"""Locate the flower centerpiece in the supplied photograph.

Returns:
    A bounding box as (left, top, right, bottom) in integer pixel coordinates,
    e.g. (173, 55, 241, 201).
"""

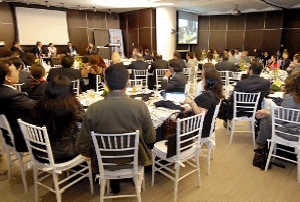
(74, 57, 84, 69)
(270, 79, 283, 92)
(102, 86, 109, 97)
(239, 60, 247, 71)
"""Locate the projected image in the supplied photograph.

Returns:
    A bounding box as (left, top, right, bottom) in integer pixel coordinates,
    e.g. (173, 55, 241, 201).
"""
(178, 11, 198, 44)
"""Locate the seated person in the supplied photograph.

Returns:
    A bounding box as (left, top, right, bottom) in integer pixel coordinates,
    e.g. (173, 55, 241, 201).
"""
(255, 69, 300, 148)
(144, 49, 153, 60)
(226, 62, 270, 122)
(47, 43, 57, 57)
(195, 63, 216, 97)
(148, 54, 168, 90)
(240, 51, 251, 63)
(267, 55, 278, 70)
(31, 75, 85, 163)
(0, 58, 36, 152)
(47, 56, 84, 90)
(76, 65, 156, 193)
(215, 54, 237, 72)
(32, 41, 47, 58)
(184, 70, 222, 138)
(86, 42, 98, 56)
(81, 55, 103, 91)
(173, 51, 187, 69)
(10, 57, 32, 85)
(161, 59, 187, 92)
(24, 65, 48, 101)
(66, 42, 78, 56)
(111, 52, 123, 66)
(129, 53, 149, 79)
(280, 52, 291, 70)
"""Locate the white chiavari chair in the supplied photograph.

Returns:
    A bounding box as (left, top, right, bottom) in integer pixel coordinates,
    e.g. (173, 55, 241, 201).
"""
(228, 92, 261, 146)
(71, 79, 80, 96)
(134, 70, 148, 88)
(0, 114, 30, 193)
(18, 119, 94, 202)
(152, 113, 205, 202)
(155, 69, 169, 90)
(265, 105, 300, 182)
(91, 130, 144, 202)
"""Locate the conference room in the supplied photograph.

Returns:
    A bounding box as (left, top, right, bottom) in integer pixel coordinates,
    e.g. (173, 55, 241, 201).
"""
(1, 0, 300, 201)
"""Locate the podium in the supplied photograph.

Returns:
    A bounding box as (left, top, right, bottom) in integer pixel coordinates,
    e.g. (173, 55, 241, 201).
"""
(97, 44, 120, 59)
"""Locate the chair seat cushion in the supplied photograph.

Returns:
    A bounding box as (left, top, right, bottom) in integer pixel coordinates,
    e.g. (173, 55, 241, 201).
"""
(102, 166, 143, 179)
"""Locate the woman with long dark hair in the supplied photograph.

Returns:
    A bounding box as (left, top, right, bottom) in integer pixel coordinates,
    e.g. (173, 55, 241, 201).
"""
(25, 64, 47, 101)
(185, 70, 223, 138)
(31, 75, 85, 163)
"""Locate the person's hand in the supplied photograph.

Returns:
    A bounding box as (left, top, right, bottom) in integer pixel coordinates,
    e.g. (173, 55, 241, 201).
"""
(255, 109, 270, 119)
(184, 97, 192, 105)
(165, 70, 173, 77)
(184, 106, 192, 112)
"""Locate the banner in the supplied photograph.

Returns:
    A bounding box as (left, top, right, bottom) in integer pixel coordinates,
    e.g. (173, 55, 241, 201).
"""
(109, 29, 124, 57)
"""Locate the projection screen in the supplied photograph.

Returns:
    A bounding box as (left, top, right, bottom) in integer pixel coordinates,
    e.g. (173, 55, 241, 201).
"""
(15, 7, 70, 45)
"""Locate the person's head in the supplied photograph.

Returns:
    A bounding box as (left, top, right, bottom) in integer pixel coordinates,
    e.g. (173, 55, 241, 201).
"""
(111, 52, 121, 64)
(10, 58, 23, 70)
(294, 54, 300, 64)
(282, 52, 289, 59)
(229, 50, 235, 56)
(88, 42, 93, 47)
(145, 49, 150, 55)
(168, 59, 182, 73)
(242, 51, 248, 56)
(89, 55, 99, 66)
(223, 49, 229, 54)
(155, 54, 162, 60)
(264, 51, 269, 57)
(36, 41, 42, 47)
(213, 50, 218, 54)
(207, 49, 212, 53)
(271, 55, 277, 62)
(68, 42, 72, 47)
(48, 43, 54, 48)
(235, 48, 240, 53)
(186, 52, 194, 60)
(132, 48, 138, 54)
(248, 62, 263, 75)
(0, 59, 19, 85)
(33, 75, 78, 136)
(202, 62, 216, 76)
(151, 51, 157, 58)
(173, 51, 181, 59)
(13, 41, 20, 47)
(203, 70, 223, 100)
(25, 53, 37, 66)
(221, 54, 229, 61)
(10, 51, 20, 58)
(284, 69, 300, 103)
(136, 53, 143, 61)
(207, 52, 213, 61)
(30, 64, 45, 79)
(61, 56, 74, 68)
(105, 65, 128, 91)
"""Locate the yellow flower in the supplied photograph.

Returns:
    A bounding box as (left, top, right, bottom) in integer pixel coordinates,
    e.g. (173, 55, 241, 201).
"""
(274, 80, 282, 87)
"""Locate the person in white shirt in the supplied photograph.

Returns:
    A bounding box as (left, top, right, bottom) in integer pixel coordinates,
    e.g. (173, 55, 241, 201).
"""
(234, 48, 242, 62)
(195, 62, 216, 97)
(47, 43, 57, 57)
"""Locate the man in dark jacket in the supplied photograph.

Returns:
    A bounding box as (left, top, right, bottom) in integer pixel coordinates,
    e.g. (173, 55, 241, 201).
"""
(226, 62, 270, 121)
(47, 56, 84, 90)
(173, 51, 187, 69)
(280, 52, 291, 70)
(0, 59, 36, 152)
(161, 59, 187, 92)
(129, 53, 149, 79)
(148, 54, 168, 89)
(215, 54, 237, 72)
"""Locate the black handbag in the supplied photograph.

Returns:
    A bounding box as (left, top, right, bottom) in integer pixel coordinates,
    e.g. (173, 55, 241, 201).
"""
(253, 146, 272, 170)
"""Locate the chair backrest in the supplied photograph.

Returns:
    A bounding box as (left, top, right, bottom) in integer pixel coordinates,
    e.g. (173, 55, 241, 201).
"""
(91, 130, 139, 178)
(0, 114, 16, 148)
(71, 79, 80, 96)
(96, 75, 102, 92)
(208, 101, 221, 138)
(175, 113, 205, 159)
(271, 105, 300, 143)
(228, 71, 243, 86)
(218, 71, 229, 86)
(134, 70, 148, 88)
(233, 92, 261, 118)
(14, 83, 25, 91)
(155, 69, 169, 89)
(145, 60, 153, 64)
(128, 79, 143, 91)
(18, 119, 55, 166)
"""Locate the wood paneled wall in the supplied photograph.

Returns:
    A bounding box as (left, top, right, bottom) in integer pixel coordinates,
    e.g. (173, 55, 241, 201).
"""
(119, 8, 156, 58)
(194, 11, 284, 56)
(0, 2, 120, 57)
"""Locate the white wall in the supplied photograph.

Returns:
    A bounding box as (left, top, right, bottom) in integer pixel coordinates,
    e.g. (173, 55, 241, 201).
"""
(156, 7, 176, 61)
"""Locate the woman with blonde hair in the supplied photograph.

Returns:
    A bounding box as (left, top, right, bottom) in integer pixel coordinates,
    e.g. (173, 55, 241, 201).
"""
(111, 52, 123, 66)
